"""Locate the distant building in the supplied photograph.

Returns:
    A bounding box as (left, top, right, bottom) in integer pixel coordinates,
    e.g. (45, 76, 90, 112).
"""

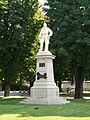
(62, 81, 90, 91)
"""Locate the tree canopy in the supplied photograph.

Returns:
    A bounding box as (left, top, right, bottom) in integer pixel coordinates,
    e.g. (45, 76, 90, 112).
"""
(45, 0, 90, 98)
(0, 0, 42, 96)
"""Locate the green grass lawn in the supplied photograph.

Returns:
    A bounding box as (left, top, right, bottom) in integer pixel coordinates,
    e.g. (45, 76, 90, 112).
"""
(0, 97, 90, 120)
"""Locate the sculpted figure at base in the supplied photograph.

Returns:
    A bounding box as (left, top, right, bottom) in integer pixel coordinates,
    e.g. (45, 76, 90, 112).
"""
(39, 23, 53, 52)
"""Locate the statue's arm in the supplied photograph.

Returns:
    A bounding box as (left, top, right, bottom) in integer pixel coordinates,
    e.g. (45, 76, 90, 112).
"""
(48, 28, 53, 37)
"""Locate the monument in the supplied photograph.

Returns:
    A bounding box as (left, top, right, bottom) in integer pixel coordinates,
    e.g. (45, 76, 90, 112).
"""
(21, 23, 70, 105)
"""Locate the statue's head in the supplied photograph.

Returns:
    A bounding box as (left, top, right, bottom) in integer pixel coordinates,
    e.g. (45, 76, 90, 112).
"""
(43, 23, 47, 27)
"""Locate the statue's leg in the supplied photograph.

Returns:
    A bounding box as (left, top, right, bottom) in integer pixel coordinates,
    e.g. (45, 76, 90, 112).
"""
(39, 38, 44, 52)
(45, 37, 49, 51)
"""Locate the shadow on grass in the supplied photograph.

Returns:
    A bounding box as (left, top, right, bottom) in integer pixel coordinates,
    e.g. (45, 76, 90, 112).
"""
(0, 97, 90, 118)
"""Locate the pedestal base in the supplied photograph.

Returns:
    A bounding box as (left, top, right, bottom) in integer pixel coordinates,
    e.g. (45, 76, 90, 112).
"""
(21, 51, 70, 105)
(21, 83, 70, 105)
(21, 96, 70, 105)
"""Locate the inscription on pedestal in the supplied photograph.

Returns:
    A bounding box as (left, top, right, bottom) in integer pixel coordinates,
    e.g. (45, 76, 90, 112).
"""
(37, 72, 47, 80)
(39, 63, 45, 67)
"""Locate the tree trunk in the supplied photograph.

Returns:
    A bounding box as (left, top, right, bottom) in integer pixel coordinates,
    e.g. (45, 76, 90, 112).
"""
(19, 74, 23, 93)
(29, 80, 34, 95)
(4, 82, 10, 97)
(57, 80, 62, 92)
(74, 65, 84, 99)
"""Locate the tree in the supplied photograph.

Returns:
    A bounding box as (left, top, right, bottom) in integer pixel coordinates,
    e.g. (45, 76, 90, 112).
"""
(0, 0, 42, 96)
(45, 0, 90, 98)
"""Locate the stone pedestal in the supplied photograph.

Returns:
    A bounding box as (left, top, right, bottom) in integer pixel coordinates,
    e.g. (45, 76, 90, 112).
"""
(22, 51, 70, 105)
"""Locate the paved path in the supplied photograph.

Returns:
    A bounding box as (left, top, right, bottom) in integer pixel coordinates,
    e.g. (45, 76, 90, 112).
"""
(0, 91, 90, 99)
(0, 91, 29, 97)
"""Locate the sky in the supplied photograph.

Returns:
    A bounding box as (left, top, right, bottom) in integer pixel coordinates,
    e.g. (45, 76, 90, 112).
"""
(38, 0, 47, 6)
(38, 0, 49, 11)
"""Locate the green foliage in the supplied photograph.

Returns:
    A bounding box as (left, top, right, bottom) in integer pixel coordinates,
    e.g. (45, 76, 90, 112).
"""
(0, 0, 42, 83)
(45, 0, 90, 81)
